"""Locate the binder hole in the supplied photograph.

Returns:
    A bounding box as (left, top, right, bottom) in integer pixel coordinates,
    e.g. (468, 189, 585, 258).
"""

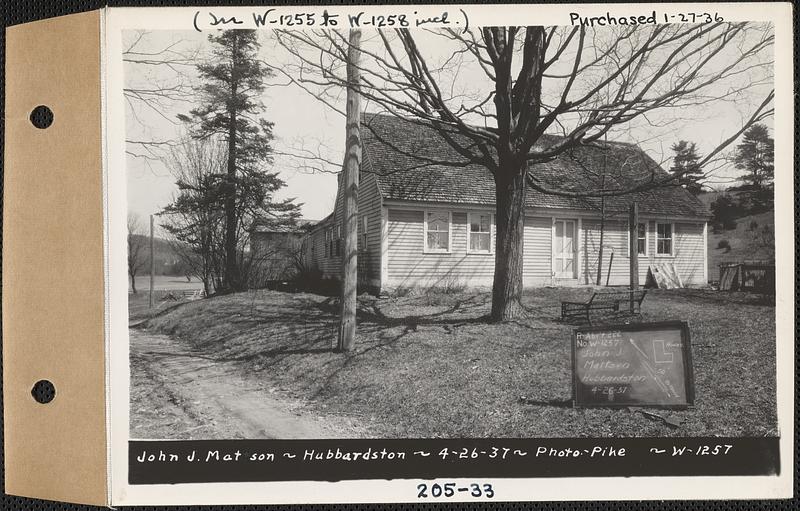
(30, 105, 54, 129)
(31, 380, 56, 404)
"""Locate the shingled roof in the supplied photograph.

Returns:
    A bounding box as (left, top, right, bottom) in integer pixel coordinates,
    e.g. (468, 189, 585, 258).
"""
(360, 113, 710, 219)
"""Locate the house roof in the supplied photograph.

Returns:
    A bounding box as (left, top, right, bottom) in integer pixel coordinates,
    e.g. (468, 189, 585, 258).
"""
(360, 113, 710, 219)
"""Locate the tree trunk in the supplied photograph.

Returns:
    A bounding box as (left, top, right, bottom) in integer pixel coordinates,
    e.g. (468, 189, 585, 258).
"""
(130, 273, 137, 294)
(491, 161, 527, 321)
(338, 29, 362, 352)
(223, 36, 240, 293)
(149, 214, 155, 309)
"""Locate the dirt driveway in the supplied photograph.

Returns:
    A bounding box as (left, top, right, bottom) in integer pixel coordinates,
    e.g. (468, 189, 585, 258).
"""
(129, 328, 370, 439)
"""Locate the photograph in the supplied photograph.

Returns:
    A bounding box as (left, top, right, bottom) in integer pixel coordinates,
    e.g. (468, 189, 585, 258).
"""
(123, 20, 778, 445)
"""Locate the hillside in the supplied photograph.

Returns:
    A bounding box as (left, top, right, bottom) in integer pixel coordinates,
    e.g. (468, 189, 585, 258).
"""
(707, 210, 774, 281)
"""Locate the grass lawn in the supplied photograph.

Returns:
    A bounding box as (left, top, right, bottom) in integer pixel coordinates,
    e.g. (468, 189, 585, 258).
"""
(140, 286, 777, 438)
(129, 289, 201, 323)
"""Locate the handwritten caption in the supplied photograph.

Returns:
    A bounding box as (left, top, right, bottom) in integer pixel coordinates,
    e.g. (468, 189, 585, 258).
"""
(569, 10, 725, 26)
(193, 8, 469, 33)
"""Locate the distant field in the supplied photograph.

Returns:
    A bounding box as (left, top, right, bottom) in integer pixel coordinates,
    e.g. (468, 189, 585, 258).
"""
(129, 275, 205, 293)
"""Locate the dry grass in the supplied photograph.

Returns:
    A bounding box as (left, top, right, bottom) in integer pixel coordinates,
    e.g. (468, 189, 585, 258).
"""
(140, 287, 777, 438)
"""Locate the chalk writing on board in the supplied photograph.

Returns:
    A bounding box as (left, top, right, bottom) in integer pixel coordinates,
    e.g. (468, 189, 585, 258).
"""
(572, 321, 694, 407)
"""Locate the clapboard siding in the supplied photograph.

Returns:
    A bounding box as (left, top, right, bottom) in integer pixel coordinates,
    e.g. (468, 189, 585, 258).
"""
(582, 219, 707, 286)
(673, 222, 705, 285)
(523, 216, 552, 285)
(386, 211, 553, 288)
(304, 167, 384, 285)
(581, 219, 638, 286)
(307, 196, 707, 290)
(386, 208, 496, 288)
(358, 171, 383, 285)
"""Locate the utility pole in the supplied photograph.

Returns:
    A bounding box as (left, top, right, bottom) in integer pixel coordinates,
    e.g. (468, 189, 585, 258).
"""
(338, 29, 362, 352)
(149, 214, 155, 309)
(628, 202, 639, 312)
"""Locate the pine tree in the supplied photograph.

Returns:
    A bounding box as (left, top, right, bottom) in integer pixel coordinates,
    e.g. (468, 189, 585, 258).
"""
(179, 30, 296, 292)
(734, 123, 774, 189)
(669, 140, 704, 195)
(178, 30, 299, 293)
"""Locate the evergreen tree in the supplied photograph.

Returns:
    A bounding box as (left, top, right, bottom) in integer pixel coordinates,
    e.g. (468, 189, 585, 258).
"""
(669, 140, 704, 195)
(734, 123, 774, 189)
(179, 30, 299, 292)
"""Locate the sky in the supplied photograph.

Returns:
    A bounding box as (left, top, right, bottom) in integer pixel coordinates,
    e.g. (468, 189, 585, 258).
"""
(124, 26, 774, 229)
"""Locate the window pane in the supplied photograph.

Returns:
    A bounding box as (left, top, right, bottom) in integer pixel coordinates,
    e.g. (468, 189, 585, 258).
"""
(555, 222, 563, 252)
(427, 232, 437, 249)
(471, 232, 490, 251)
(428, 211, 448, 232)
(564, 258, 573, 273)
(637, 238, 646, 255)
(428, 231, 448, 250)
(480, 214, 490, 232)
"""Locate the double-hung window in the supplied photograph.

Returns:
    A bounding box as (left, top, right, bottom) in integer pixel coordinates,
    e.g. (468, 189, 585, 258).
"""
(625, 221, 648, 256)
(424, 211, 450, 253)
(468, 212, 493, 253)
(656, 222, 674, 256)
(636, 222, 648, 256)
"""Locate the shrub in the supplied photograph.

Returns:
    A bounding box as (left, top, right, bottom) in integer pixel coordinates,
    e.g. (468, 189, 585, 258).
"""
(292, 266, 324, 293)
(710, 195, 742, 231)
(426, 275, 467, 295)
(717, 239, 731, 251)
(392, 286, 412, 298)
(440, 280, 467, 295)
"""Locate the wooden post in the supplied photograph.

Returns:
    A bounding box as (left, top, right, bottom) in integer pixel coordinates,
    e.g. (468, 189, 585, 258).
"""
(596, 175, 606, 286)
(149, 214, 155, 309)
(628, 202, 639, 312)
(605, 251, 614, 287)
(338, 29, 362, 352)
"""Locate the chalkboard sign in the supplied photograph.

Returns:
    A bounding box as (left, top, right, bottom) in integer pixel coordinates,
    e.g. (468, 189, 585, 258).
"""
(572, 321, 694, 408)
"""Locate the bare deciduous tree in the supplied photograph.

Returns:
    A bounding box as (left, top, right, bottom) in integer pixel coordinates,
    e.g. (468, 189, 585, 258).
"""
(275, 24, 774, 320)
(127, 213, 148, 294)
(123, 30, 199, 162)
(160, 136, 228, 296)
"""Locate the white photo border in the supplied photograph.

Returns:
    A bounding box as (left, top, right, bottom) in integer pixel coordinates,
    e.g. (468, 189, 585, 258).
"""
(105, 3, 795, 505)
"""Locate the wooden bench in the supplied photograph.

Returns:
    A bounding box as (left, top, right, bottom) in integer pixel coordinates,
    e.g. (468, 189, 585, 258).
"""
(160, 289, 205, 302)
(561, 289, 647, 325)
